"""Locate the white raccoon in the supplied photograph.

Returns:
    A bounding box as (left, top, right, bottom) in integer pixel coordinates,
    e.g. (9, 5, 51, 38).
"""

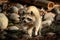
(26, 6, 42, 37)
(0, 13, 8, 31)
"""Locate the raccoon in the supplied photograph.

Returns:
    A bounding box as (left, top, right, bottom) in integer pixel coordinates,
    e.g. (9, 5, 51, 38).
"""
(20, 6, 42, 37)
(0, 13, 8, 31)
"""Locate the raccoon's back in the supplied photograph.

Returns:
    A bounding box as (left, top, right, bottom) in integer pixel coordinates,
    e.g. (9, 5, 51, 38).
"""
(27, 6, 40, 17)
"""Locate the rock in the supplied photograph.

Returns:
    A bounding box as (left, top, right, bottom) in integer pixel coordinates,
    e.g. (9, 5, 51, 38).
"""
(0, 13, 8, 31)
(8, 26, 19, 30)
(15, 3, 24, 9)
(9, 13, 20, 23)
(9, 6, 19, 13)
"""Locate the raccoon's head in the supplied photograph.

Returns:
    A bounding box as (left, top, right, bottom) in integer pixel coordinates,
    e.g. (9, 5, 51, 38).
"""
(21, 11, 36, 25)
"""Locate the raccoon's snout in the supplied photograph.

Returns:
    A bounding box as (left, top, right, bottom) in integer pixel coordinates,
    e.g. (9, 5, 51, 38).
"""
(22, 18, 32, 24)
(23, 20, 26, 23)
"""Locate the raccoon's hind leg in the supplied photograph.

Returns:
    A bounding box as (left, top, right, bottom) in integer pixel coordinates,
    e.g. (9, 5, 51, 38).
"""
(35, 25, 42, 36)
(35, 19, 42, 36)
(35, 26, 40, 36)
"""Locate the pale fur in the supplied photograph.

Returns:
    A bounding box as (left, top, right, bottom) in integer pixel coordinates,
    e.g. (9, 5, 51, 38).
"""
(26, 6, 42, 37)
(42, 12, 55, 26)
(0, 13, 8, 30)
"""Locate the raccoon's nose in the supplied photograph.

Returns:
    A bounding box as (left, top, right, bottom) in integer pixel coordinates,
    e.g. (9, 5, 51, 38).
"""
(23, 21, 26, 23)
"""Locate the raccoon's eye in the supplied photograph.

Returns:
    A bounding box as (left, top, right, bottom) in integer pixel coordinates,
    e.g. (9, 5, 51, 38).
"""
(27, 18, 32, 21)
(22, 17, 25, 20)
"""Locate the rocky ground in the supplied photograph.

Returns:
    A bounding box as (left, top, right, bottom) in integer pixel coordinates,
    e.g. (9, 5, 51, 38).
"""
(0, 22, 60, 40)
(0, 0, 60, 40)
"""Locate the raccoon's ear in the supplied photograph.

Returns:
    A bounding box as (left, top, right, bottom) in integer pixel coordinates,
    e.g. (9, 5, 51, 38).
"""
(31, 11, 34, 15)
